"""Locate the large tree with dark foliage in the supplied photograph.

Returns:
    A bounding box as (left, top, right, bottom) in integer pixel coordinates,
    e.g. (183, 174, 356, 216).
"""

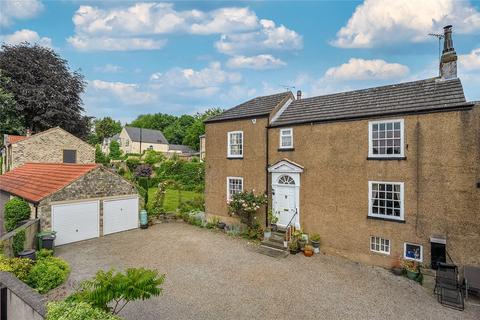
(0, 43, 90, 138)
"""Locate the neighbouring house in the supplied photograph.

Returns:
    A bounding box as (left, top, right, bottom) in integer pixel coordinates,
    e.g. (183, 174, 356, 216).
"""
(199, 134, 206, 161)
(0, 163, 139, 244)
(102, 126, 198, 157)
(1, 127, 95, 173)
(204, 26, 480, 269)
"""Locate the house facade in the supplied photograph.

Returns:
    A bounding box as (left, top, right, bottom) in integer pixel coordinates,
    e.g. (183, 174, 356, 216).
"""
(204, 27, 480, 269)
(1, 127, 95, 173)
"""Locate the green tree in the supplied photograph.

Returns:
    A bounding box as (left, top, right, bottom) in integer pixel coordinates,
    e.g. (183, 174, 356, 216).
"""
(69, 268, 165, 315)
(0, 43, 89, 138)
(109, 141, 122, 160)
(94, 117, 122, 142)
(182, 108, 224, 150)
(163, 114, 195, 144)
(129, 113, 176, 132)
(95, 145, 109, 165)
(0, 73, 24, 139)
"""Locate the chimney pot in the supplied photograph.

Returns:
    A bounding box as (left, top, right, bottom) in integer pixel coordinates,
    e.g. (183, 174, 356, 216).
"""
(297, 90, 302, 100)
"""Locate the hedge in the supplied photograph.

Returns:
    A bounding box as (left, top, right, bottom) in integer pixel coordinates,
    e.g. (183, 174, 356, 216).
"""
(4, 197, 31, 232)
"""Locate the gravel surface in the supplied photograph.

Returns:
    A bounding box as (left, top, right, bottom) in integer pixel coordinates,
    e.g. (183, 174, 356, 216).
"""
(55, 222, 480, 320)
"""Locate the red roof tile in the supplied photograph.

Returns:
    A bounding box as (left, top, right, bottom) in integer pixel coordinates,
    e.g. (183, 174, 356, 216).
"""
(7, 135, 27, 144)
(0, 163, 99, 203)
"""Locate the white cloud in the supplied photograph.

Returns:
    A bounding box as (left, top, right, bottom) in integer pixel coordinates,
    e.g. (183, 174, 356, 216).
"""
(95, 64, 123, 73)
(332, 0, 480, 48)
(68, 3, 302, 54)
(0, 0, 43, 26)
(215, 19, 302, 55)
(324, 58, 409, 80)
(67, 36, 166, 51)
(0, 29, 52, 47)
(459, 48, 480, 71)
(227, 54, 286, 69)
(149, 62, 241, 91)
(90, 80, 155, 105)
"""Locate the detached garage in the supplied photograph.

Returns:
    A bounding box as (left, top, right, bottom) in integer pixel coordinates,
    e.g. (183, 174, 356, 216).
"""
(0, 163, 139, 245)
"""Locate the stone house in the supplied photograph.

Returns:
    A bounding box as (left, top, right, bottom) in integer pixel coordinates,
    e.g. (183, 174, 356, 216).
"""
(1, 127, 95, 173)
(204, 26, 480, 269)
(0, 163, 139, 244)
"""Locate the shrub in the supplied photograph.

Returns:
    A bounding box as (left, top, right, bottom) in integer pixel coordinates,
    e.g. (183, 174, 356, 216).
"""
(28, 256, 70, 293)
(143, 150, 165, 165)
(0, 255, 34, 282)
(4, 197, 31, 232)
(109, 141, 122, 160)
(12, 229, 26, 256)
(241, 223, 264, 240)
(69, 268, 165, 315)
(155, 159, 204, 191)
(37, 248, 54, 259)
(228, 191, 267, 227)
(46, 301, 121, 320)
(178, 196, 205, 214)
(126, 157, 140, 172)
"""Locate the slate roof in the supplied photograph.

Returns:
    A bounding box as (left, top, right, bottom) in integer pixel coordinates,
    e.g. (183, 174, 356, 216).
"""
(204, 92, 292, 123)
(271, 78, 468, 127)
(0, 163, 99, 203)
(124, 127, 169, 144)
(169, 144, 197, 154)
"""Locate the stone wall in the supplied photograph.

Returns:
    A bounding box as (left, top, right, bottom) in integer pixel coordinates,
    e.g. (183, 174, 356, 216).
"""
(37, 167, 138, 230)
(0, 272, 46, 320)
(10, 127, 95, 170)
(0, 219, 39, 257)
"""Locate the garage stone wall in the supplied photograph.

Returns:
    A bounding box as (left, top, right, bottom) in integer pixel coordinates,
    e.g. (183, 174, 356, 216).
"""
(10, 127, 95, 170)
(37, 167, 138, 231)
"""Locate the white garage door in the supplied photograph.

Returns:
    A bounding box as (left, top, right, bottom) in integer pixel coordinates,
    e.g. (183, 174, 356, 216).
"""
(52, 201, 100, 246)
(103, 197, 139, 235)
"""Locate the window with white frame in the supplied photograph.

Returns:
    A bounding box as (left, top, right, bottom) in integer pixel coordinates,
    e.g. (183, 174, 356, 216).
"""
(369, 181, 404, 221)
(370, 236, 390, 254)
(227, 131, 243, 157)
(279, 128, 293, 149)
(369, 119, 404, 157)
(227, 177, 243, 201)
(404, 243, 423, 262)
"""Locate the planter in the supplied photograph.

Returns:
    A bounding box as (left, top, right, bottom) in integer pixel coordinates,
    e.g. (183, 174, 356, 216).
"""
(406, 270, 419, 280)
(264, 230, 272, 239)
(298, 239, 307, 251)
(289, 248, 299, 255)
(310, 240, 320, 248)
(313, 247, 320, 254)
(392, 267, 403, 276)
(304, 250, 314, 257)
(217, 222, 226, 230)
(283, 241, 288, 248)
(18, 249, 36, 260)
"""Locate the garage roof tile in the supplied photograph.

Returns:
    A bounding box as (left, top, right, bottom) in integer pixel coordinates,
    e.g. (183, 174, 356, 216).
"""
(0, 163, 99, 203)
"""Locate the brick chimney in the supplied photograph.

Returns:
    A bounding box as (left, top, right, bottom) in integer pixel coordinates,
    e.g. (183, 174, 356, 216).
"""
(297, 90, 302, 100)
(440, 25, 457, 80)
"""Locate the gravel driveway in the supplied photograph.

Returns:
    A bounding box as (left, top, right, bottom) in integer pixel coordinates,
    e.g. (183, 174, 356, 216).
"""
(54, 222, 479, 320)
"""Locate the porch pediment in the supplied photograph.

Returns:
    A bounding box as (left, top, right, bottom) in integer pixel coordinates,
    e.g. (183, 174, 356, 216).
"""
(268, 159, 304, 173)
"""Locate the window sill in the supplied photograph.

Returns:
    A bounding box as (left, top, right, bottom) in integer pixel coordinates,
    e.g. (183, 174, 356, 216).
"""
(278, 147, 295, 152)
(367, 156, 406, 161)
(227, 157, 243, 160)
(370, 250, 391, 256)
(367, 216, 405, 224)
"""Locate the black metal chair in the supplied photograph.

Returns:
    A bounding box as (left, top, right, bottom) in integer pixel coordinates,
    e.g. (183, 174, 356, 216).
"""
(434, 263, 464, 310)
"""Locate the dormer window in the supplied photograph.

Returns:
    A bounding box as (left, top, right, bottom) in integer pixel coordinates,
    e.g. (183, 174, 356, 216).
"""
(227, 131, 243, 158)
(368, 119, 404, 158)
(279, 128, 293, 149)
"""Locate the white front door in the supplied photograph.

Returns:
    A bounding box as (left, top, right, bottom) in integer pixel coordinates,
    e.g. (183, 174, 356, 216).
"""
(103, 197, 139, 235)
(52, 200, 100, 246)
(273, 185, 297, 228)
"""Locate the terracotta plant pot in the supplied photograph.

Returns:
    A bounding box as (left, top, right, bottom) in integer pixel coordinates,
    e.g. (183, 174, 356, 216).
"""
(304, 250, 314, 257)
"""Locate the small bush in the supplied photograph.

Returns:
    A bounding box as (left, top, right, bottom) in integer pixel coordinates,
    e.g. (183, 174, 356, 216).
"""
(178, 196, 205, 214)
(0, 255, 34, 282)
(126, 157, 140, 172)
(28, 256, 70, 293)
(12, 229, 26, 256)
(4, 197, 31, 232)
(46, 301, 121, 320)
(37, 249, 54, 259)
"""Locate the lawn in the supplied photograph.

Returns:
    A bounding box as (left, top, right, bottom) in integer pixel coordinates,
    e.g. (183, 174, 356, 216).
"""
(148, 188, 201, 213)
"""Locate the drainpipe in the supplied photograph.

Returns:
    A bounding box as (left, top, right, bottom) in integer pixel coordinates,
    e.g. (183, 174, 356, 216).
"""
(265, 124, 269, 227)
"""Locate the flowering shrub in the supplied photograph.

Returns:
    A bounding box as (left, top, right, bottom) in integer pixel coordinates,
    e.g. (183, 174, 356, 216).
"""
(227, 190, 267, 227)
(401, 259, 420, 273)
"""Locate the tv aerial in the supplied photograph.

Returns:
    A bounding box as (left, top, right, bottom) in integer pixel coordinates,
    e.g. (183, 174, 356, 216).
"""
(428, 32, 444, 63)
(279, 84, 295, 92)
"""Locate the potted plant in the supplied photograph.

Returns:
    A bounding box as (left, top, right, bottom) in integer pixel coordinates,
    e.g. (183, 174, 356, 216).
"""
(217, 221, 226, 230)
(268, 210, 279, 232)
(310, 234, 320, 253)
(402, 259, 420, 280)
(297, 233, 307, 251)
(289, 241, 299, 254)
(304, 245, 314, 257)
(391, 257, 403, 276)
(264, 226, 272, 239)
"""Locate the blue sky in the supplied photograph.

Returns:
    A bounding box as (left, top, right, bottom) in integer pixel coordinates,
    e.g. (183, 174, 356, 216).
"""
(1, 0, 480, 123)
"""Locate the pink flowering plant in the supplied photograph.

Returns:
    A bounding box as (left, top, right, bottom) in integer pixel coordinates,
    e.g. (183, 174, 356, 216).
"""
(228, 190, 267, 227)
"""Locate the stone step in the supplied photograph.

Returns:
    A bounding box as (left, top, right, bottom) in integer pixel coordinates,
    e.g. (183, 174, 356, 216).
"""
(261, 239, 287, 251)
(269, 234, 285, 243)
(256, 245, 289, 258)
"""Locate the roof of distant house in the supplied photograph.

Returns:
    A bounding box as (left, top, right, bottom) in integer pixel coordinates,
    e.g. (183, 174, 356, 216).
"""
(6, 135, 27, 145)
(169, 144, 197, 154)
(204, 91, 292, 123)
(271, 78, 469, 127)
(124, 127, 169, 144)
(0, 163, 99, 203)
